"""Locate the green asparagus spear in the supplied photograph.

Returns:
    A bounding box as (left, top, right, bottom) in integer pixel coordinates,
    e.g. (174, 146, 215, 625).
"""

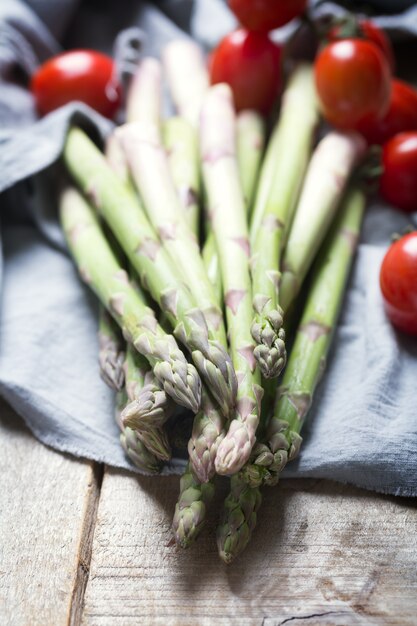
(63, 129, 237, 417)
(98, 306, 125, 391)
(202, 108, 265, 299)
(162, 39, 209, 127)
(236, 110, 265, 213)
(115, 390, 161, 474)
(163, 116, 200, 235)
(172, 462, 215, 548)
(217, 475, 262, 564)
(126, 57, 162, 129)
(121, 344, 174, 438)
(243, 186, 366, 487)
(200, 84, 263, 476)
(250, 64, 319, 379)
(202, 233, 222, 306)
(279, 131, 366, 312)
(59, 185, 201, 413)
(187, 388, 225, 483)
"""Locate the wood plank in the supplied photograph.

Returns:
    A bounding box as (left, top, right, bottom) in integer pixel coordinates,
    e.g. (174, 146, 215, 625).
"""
(0, 400, 101, 626)
(82, 470, 417, 626)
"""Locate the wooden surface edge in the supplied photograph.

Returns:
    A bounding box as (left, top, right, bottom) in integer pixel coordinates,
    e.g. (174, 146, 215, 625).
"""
(69, 462, 104, 626)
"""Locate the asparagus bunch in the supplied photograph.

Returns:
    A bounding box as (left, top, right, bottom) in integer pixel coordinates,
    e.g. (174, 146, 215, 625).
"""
(59, 36, 369, 563)
(250, 64, 319, 379)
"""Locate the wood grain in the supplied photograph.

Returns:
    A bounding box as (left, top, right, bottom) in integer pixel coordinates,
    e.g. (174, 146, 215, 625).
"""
(0, 401, 101, 626)
(82, 470, 417, 626)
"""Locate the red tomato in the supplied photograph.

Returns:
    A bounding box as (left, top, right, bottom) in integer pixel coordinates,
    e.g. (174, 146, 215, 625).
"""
(314, 39, 391, 130)
(228, 0, 307, 32)
(357, 80, 417, 145)
(31, 50, 121, 119)
(380, 132, 417, 212)
(380, 232, 417, 336)
(210, 29, 282, 115)
(330, 19, 395, 72)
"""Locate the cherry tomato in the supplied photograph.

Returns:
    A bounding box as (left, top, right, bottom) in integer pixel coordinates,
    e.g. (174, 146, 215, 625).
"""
(228, 0, 307, 32)
(31, 50, 120, 119)
(314, 39, 391, 130)
(380, 132, 417, 212)
(330, 19, 395, 72)
(210, 29, 282, 115)
(380, 232, 417, 336)
(357, 80, 417, 145)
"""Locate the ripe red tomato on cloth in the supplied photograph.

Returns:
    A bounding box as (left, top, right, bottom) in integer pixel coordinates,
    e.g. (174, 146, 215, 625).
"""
(210, 29, 282, 115)
(380, 132, 417, 212)
(314, 39, 391, 130)
(31, 50, 121, 119)
(380, 232, 417, 336)
(357, 80, 417, 145)
(228, 0, 307, 32)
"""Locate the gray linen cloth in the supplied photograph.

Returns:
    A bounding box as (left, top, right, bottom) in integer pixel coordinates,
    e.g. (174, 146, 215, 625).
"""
(0, 0, 416, 494)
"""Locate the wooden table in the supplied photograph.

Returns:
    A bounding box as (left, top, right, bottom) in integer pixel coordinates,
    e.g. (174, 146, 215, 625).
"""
(1, 399, 416, 626)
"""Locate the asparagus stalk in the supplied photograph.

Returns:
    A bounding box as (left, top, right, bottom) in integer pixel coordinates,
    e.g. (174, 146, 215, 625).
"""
(121, 344, 175, 433)
(116, 390, 161, 474)
(126, 57, 162, 129)
(172, 463, 215, 548)
(202, 109, 266, 300)
(172, 390, 222, 545)
(105, 132, 137, 197)
(236, 110, 265, 213)
(202, 233, 222, 306)
(98, 306, 125, 391)
(216, 475, 262, 564)
(279, 131, 367, 312)
(163, 116, 200, 236)
(200, 84, 263, 476)
(162, 39, 209, 127)
(250, 64, 319, 379)
(243, 186, 366, 487)
(64, 129, 236, 417)
(59, 185, 201, 413)
(187, 388, 225, 483)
